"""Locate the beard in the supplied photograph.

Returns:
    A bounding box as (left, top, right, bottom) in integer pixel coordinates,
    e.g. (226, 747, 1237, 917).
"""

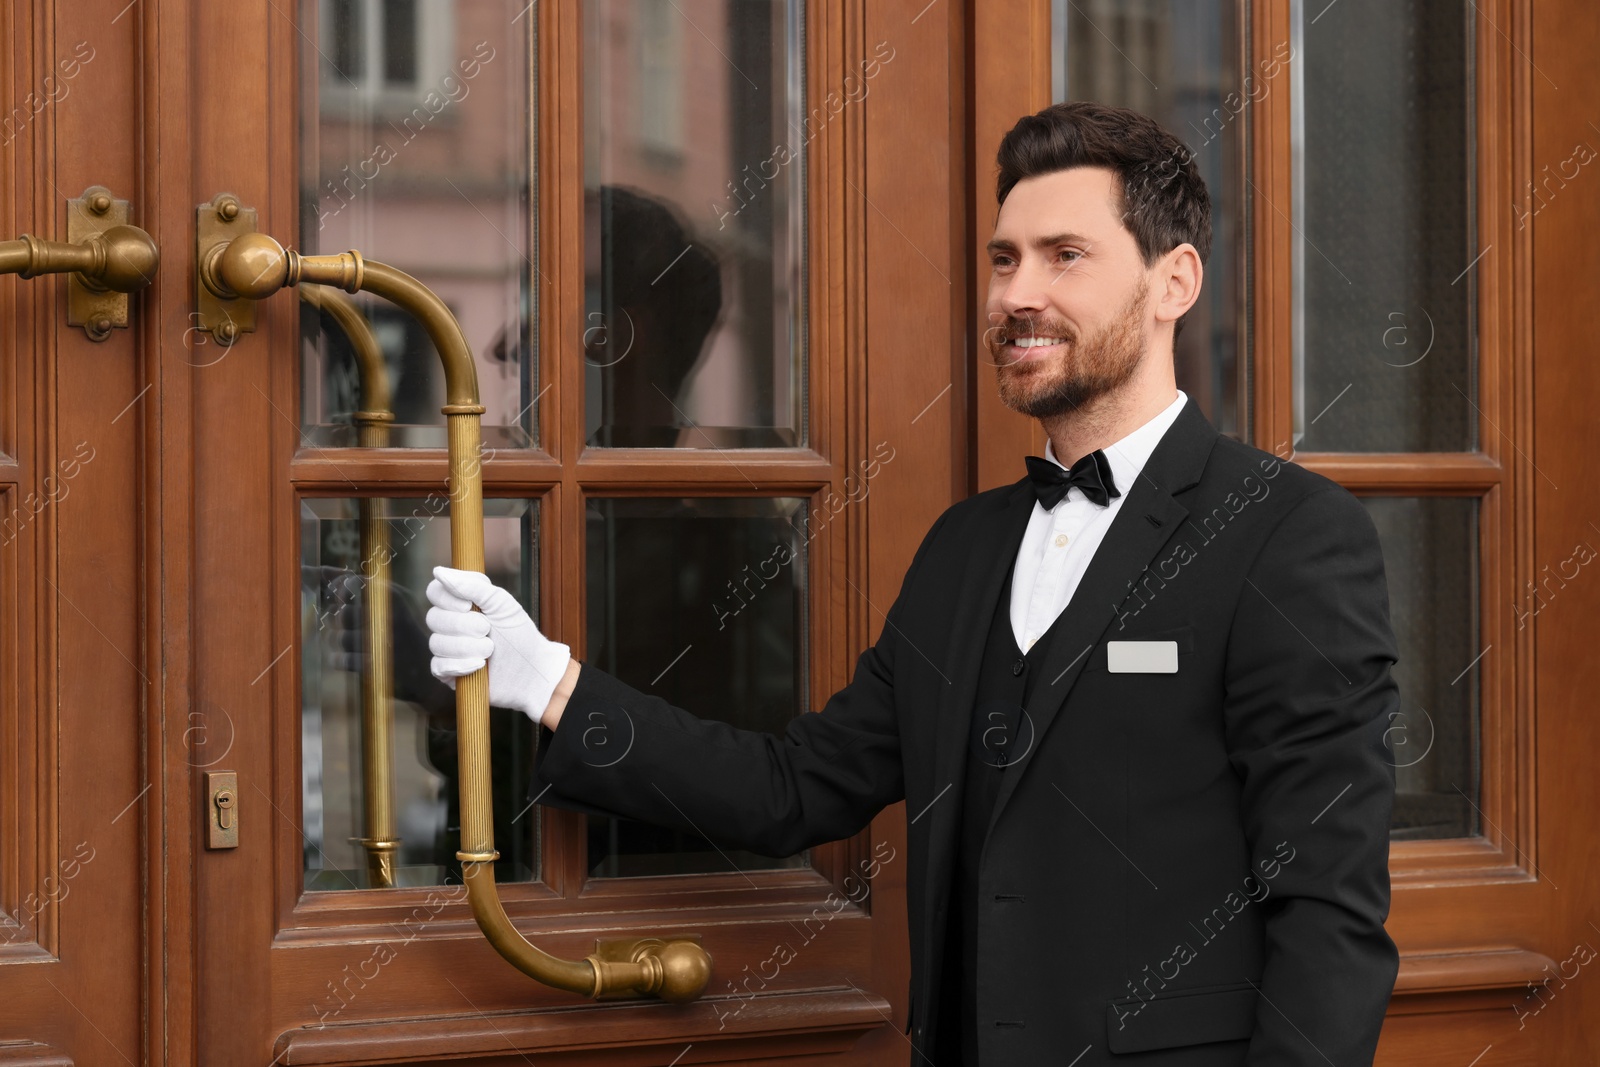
(990, 288, 1148, 420)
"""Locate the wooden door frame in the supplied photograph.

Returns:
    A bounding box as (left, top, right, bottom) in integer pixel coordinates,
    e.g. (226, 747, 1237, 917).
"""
(968, 0, 1053, 494)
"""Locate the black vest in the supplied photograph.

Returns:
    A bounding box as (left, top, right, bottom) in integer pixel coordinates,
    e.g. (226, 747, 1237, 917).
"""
(935, 564, 1067, 1064)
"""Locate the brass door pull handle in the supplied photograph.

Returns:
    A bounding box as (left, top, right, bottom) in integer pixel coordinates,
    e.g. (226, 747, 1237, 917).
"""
(301, 284, 401, 890)
(196, 197, 712, 1003)
(0, 186, 159, 340)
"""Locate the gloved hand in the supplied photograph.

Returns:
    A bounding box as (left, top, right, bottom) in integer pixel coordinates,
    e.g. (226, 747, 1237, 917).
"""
(425, 566, 572, 724)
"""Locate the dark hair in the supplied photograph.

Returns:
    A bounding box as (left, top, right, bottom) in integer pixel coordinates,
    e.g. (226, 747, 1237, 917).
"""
(996, 101, 1212, 271)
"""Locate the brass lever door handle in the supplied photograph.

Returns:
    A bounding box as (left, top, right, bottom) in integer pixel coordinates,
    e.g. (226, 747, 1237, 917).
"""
(195, 195, 712, 1004)
(0, 186, 159, 340)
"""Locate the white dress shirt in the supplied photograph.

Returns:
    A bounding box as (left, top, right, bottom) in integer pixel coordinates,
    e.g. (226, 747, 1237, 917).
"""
(1010, 390, 1188, 651)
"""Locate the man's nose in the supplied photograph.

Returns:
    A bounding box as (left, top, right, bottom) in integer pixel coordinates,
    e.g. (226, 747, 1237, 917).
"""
(995, 257, 1054, 317)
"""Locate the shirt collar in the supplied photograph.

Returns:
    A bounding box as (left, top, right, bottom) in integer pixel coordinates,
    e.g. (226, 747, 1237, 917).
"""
(1042, 389, 1188, 497)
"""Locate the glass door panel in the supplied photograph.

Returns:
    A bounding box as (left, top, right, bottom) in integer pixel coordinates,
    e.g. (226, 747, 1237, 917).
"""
(1054, 0, 1247, 439)
(298, 0, 537, 448)
(583, 0, 806, 448)
(584, 495, 810, 876)
(299, 496, 541, 889)
(1291, 0, 1476, 452)
(1358, 495, 1480, 840)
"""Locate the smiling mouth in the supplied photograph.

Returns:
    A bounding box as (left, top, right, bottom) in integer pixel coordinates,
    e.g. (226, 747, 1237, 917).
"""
(1002, 335, 1068, 362)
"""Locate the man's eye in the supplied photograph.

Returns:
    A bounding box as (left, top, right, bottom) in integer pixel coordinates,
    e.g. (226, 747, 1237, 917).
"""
(1057, 249, 1082, 264)
(991, 255, 1016, 269)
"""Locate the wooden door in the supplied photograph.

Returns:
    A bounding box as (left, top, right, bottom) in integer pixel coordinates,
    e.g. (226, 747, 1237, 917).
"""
(156, 0, 964, 1065)
(0, 3, 154, 1064)
(18, 0, 1593, 1062)
(972, 1, 1600, 1063)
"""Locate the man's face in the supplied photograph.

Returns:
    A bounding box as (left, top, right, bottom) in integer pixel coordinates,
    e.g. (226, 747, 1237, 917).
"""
(984, 166, 1154, 420)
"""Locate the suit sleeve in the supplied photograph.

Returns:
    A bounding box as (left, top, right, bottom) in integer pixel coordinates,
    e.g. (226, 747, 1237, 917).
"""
(530, 510, 951, 859)
(1223, 487, 1401, 1066)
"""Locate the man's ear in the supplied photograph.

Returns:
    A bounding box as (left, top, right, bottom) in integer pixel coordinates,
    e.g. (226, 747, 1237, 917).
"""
(1152, 243, 1203, 326)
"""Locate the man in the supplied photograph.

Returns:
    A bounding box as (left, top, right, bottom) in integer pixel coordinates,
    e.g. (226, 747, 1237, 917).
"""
(426, 101, 1401, 1064)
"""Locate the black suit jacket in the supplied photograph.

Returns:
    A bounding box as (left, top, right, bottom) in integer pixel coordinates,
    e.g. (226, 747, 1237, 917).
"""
(533, 397, 1401, 1064)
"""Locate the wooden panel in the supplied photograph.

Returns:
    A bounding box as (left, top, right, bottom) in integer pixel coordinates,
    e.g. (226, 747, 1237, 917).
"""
(272, 988, 891, 1066)
(288, 449, 837, 492)
(1247, 0, 1294, 460)
(0, 0, 44, 973)
(1526, 0, 1600, 1060)
(969, 0, 1051, 492)
(0, 1042, 71, 1067)
(1376, 1011, 1539, 1067)
(190, 0, 281, 1059)
(1288, 452, 1501, 493)
(857, 0, 967, 1057)
(0, 1, 147, 1063)
(1378, 947, 1553, 1066)
(1393, 947, 1554, 1002)
(146, 0, 202, 1060)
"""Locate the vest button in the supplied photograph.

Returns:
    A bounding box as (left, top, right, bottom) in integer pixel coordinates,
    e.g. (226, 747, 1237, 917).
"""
(1012, 659, 1025, 676)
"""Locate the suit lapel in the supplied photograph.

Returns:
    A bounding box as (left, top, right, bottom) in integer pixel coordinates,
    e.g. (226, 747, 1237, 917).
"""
(985, 397, 1220, 833)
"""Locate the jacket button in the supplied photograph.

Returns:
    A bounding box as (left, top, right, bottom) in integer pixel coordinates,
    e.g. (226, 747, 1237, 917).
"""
(1011, 658, 1025, 676)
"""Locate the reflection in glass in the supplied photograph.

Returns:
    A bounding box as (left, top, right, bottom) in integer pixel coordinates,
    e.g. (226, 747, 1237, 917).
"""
(1292, 0, 1475, 452)
(584, 0, 806, 447)
(299, 0, 535, 448)
(585, 497, 810, 876)
(1055, 0, 1246, 439)
(300, 496, 539, 889)
(1359, 495, 1479, 840)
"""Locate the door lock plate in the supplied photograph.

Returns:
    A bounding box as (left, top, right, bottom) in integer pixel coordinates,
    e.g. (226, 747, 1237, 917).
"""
(206, 771, 239, 849)
(66, 186, 133, 341)
(195, 193, 259, 345)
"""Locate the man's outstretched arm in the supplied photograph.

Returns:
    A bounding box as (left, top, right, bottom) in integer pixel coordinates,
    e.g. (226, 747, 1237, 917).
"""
(425, 511, 950, 859)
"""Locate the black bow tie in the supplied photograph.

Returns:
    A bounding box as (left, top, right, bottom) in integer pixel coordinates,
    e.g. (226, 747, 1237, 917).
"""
(1025, 450, 1121, 509)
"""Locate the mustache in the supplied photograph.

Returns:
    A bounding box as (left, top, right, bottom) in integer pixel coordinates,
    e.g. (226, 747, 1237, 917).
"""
(985, 316, 1077, 363)
(991, 316, 1077, 342)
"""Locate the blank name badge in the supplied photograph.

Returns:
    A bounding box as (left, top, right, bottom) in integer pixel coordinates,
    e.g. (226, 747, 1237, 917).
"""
(1106, 640, 1179, 674)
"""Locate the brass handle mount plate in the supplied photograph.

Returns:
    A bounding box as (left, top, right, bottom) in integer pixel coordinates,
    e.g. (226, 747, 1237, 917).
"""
(66, 186, 150, 340)
(194, 192, 259, 346)
(0, 185, 160, 340)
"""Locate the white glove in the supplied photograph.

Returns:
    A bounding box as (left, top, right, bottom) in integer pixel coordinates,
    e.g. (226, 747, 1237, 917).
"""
(425, 566, 571, 724)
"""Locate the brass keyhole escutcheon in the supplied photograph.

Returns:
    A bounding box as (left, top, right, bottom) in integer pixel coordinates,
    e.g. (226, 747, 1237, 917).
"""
(206, 771, 239, 849)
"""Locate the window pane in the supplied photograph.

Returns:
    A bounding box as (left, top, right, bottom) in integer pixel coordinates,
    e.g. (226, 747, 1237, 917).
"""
(382, 0, 419, 85)
(300, 496, 540, 889)
(1293, 0, 1476, 452)
(585, 496, 809, 876)
(301, 0, 536, 448)
(1055, 0, 1246, 439)
(583, 0, 806, 448)
(1359, 495, 1479, 840)
(326, 0, 365, 82)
